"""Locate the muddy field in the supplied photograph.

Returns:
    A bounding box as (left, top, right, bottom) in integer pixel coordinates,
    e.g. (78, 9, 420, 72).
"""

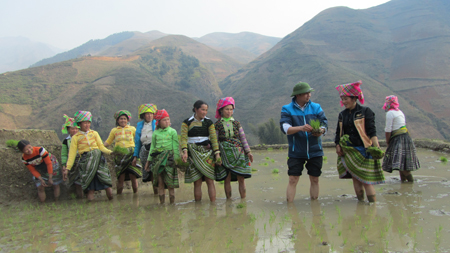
(0, 145, 449, 252)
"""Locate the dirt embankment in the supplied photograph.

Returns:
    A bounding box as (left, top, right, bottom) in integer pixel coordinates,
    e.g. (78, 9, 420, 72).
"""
(250, 139, 450, 153)
(0, 129, 118, 204)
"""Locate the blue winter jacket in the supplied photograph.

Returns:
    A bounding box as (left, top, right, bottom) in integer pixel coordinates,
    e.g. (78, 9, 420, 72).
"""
(133, 119, 156, 157)
(280, 98, 328, 159)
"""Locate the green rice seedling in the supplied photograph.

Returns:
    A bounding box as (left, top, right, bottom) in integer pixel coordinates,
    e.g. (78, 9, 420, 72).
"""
(259, 162, 269, 166)
(236, 203, 246, 209)
(5, 139, 19, 149)
(440, 156, 448, 163)
(218, 180, 224, 184)
(270, 158, 275, 163)
(267, 147, 273, 151)
(323, 156, 327, 161)
(265, 157, 270, 160)
(272, 168, 279, 174)
(251, 168, 258, 171)
(309, 119, 321, 130)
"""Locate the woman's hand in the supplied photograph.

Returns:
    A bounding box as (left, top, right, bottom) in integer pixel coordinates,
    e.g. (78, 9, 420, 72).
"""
(247, 153, 254, 163)
(215, 153, 222, 166)
(132, 157, 137, 167)
(336, 144, 344, 157)
(48, 178, 54, 186)
(144, 161, 151, 172)
(182, 150, 188, 163)
(62, 166, 67, 181)
(39, 177, 48, 187)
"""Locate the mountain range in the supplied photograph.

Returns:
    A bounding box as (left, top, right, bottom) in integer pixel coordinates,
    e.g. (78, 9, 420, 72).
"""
(0, 37, 63, 74)
(2, 0, 450, 143)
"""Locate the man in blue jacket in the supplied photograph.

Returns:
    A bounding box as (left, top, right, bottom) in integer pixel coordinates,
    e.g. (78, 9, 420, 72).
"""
(280, 82, 328, 202)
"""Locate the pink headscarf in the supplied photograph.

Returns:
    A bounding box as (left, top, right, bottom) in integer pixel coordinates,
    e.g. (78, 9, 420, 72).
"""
(215, 97, 235, 119)
(382, 95, 400, 111)
(335, 80, 365, 106)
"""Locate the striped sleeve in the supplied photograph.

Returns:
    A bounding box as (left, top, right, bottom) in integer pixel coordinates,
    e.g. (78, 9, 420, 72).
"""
(208, 124, 220, 154)
(40, 147, 53, 175)
(180, 122, 188, 150)
(238, 126, 251, 154)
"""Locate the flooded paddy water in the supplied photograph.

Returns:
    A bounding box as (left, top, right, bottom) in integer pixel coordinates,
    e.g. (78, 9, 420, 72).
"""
(1, 148, 449, 252)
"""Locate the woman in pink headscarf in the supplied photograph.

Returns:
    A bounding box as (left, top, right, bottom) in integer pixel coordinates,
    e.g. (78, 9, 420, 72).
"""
(382, 95, 420, 182)
(214, 97, 254, 199)
(335, 81, 384, 203)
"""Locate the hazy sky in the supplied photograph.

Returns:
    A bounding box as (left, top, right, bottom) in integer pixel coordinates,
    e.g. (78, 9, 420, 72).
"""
(1, 0, 390, 50)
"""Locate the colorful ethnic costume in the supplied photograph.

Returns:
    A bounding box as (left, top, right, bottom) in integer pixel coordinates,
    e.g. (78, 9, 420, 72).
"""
(66, 111, 113, 191)
(214, 97, 252, 181)
(335, 81, 385, 184)
(22, 146, 63, 187)
(147, 109, 181, 188)
(105, 110, 142, 181)
(381, 96, 420, 173)
(61, 114, 81, 187)
(181, 115, 227, 182)
(134, 104, 157, 182)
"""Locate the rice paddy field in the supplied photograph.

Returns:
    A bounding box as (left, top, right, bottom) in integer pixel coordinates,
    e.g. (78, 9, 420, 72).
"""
(0, 148, 449, 252)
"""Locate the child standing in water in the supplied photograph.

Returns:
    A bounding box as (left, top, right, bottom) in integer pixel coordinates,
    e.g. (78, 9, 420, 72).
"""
(104, 110, 142, 194)
(19, 140, 63, 202)
(144, 109, 180, 204)
(64, 111, 114, 201)
(61, 114, 83, 198)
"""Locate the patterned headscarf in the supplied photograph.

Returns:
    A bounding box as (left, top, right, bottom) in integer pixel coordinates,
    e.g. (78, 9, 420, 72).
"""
(114, 110, 132, 121)
(154, 109, 169, 125)
(74, 111, 92, 125)
(61, 114, 79, 134)
(382, 95, 400, 111)
(215, 97, 235, 119)
(335, 80, 365, 106)
(138, 104, 157, 116)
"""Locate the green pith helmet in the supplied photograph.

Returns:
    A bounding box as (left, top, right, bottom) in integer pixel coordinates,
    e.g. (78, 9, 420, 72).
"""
(291, 82, 314, 96)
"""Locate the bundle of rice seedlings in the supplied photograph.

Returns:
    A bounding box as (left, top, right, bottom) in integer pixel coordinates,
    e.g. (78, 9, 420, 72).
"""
(6, 139, 20, 148)
(113, 146, 129, 155)
(367, 146, 385, 159)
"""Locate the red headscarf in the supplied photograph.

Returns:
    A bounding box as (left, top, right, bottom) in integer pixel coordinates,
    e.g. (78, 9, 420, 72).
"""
(215, 97, 235, 119)
(154, 109, 169, 125)
(382, 95, 400, 111)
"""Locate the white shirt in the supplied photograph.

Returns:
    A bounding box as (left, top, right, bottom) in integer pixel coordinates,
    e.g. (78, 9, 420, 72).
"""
(140, 121, 153, 145)
(385, 110, 406, 132)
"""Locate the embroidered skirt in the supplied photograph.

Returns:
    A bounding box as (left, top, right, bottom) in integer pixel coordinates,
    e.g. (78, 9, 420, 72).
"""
(217, 141, 251, 181)
(151, 150, 179, 188)
(337, 135, 385, 185)
(65, 155, 81, 187)
(78, 149, 112, 191)
(114, 147, 143, 180)
(139, 144, 154, 183)
(33, 154, 63, 187)
(382, 130, 420, 173)
(185, 143, 227, 183)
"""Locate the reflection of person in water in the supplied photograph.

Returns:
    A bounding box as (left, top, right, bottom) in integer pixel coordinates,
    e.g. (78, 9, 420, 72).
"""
(341, 203, 388, 251)
(287, 201, 329, 251)
(384, 184, 422, 251)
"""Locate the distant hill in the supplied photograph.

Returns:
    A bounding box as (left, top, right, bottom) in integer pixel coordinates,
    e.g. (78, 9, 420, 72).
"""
(30, 31, 167, 68)
(0, 37, 63, 73)
(141, 35, 244, 82)
(220, 0, 450, 141)
(0, 36, 238, 139)
(98, 30, 167, 56)
(196, 32, 281, 57)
